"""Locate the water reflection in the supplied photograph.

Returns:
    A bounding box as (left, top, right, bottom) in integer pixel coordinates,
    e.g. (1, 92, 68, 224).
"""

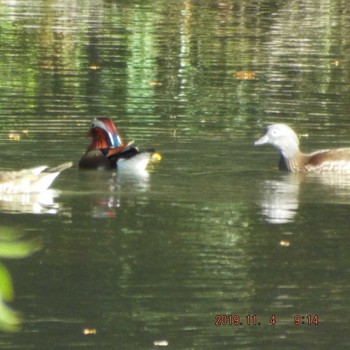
(0, 190, 60, 214)
(0, 166, 152, 216)
(307, 172, 350, 190)
(259, 174, 300, 224)
(82, 170, 150, 219)
(259, 172, 350, 224)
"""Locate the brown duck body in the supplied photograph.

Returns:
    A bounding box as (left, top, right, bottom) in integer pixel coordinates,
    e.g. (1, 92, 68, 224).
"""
(255, 124, 350, 173)
(279, 148, 350, 173)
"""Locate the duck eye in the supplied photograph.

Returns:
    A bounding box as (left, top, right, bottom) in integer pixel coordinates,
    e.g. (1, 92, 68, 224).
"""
(91, 118, 98, 128)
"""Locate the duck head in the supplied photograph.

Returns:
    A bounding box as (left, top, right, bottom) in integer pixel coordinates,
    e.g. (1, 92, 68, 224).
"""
(87, 117, 124, 152)
(254, 123, 300, 159)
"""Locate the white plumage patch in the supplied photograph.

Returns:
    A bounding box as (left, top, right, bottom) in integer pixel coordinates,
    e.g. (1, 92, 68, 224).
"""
(117, 153, 151, 174)
(0, 162, 72, 194)
(306, 160, 350, 173)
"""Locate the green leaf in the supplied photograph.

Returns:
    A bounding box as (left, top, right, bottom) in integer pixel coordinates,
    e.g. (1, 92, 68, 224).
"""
(0, 238, 42, 259)
(0, 263, 14, 301)
(0, 297, 21, 332)
(0, 227, 25, 242)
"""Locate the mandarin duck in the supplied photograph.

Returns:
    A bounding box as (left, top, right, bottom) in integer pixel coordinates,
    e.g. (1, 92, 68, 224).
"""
(254, 123, 350, 173)
(78, 117, 161, 171)
(0, 162, 72, 194)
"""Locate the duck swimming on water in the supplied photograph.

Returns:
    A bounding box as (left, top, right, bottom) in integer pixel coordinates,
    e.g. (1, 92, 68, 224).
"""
(255, 123, 350, 173)
(78, 117, 161, 172)
(0, 162, 72, 193)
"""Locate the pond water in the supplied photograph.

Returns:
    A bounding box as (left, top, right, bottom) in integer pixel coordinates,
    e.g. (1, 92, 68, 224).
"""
(1, 0, 350, 349)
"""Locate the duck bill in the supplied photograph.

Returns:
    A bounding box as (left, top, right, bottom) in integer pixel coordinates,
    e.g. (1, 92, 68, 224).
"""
(254, 135, 269, 146)
(151, 152, 162, 161)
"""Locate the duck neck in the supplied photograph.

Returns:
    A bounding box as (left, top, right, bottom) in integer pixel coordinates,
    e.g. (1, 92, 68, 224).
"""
(87, 129, 110, 152)
(279, 150, 304, 172)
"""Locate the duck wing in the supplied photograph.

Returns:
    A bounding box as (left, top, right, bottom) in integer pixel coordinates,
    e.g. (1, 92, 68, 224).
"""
(306, 148, 350, 172)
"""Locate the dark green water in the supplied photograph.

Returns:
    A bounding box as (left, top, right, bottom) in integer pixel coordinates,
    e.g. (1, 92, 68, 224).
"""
(1, 0, 350, 349)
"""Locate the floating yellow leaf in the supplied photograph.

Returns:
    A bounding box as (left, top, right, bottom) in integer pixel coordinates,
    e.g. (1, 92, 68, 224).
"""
(8, 129, 29, 141)
(149, 81, 162, 86)
(83, 328, 97, 335)
(8, 133, 21, 141)
(153, 339, 169, 346)
(235, 71, 256, 80)
(279, 240, 290, 247)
